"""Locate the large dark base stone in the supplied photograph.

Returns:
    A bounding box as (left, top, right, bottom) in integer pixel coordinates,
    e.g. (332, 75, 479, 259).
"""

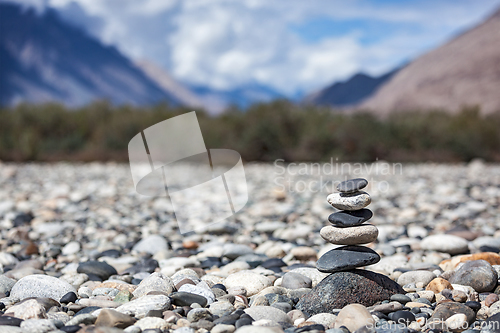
(296, 269, 405, 317)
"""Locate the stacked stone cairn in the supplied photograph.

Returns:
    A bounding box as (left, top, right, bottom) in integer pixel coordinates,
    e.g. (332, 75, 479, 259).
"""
(297, 178, 404, 316)
(316, 178, 380, 273)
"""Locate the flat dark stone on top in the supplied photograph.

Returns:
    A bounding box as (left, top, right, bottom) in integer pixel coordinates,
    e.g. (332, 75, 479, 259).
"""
(337, 178, 368, 193)
(328, 209, 373, 227)
(316, 245, 380, 273)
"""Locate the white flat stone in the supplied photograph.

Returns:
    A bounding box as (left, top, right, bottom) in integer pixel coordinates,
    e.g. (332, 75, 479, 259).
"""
(320, 224, 378, 245)
(327, 191, 371, 211)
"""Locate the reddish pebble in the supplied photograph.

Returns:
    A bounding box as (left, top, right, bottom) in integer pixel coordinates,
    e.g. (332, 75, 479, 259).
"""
(485, 293, 499, 307)
(182, 240, 199, 250)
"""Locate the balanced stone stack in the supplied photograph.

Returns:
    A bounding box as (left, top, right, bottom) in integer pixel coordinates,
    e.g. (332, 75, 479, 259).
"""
(316, 178, 380, 273)
(297, 178, 404, 316)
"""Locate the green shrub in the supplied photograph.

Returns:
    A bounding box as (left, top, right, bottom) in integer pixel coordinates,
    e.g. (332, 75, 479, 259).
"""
(0, 101, 499, 162)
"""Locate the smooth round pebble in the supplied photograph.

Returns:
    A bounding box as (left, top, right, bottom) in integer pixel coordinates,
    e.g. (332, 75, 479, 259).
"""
(391, 294, 411, 304)
(449, 260, 498, 293)
(420, 235, 469, 255)
(281, 272, 312, 289)
(334, 304, 374, 332)
(132, 235, 168, 255)
(397, 270, 436, 287)
(244, 306, 292, 325)
(446, 313, 468, 332)
(224, 271, 272, 296)
(10, 274, 77, 301)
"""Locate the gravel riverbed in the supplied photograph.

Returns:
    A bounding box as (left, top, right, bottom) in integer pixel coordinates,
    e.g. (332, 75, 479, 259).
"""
(0, 161, 500, 333)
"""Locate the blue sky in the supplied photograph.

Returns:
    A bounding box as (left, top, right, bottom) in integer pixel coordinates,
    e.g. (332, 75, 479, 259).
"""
(4, 0, 500, 96)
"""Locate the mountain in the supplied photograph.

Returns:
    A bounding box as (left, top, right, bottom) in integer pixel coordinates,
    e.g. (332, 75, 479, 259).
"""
(135, 59, 204, 109)
(0, 3, 181, 107)
(133, 58, 284, 114)
(303, 69, 398, 107)
(360, 8, 500, 115)
(190, 83, 285, 114)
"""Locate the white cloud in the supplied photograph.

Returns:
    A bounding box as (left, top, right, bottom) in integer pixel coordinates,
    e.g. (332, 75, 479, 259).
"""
(130, 0, 178, 16)
(2, 0, 500, 95)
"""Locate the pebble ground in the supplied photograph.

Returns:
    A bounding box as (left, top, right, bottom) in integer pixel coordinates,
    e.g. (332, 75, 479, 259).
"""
(0, 160, 500, 333)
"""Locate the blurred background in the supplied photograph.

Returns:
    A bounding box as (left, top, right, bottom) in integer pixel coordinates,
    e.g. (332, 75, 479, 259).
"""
(1, 0, 500, 162)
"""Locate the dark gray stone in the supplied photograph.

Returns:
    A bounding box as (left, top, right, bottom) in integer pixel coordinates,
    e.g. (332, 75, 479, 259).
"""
(235, 253, 268, 268)
(484, 313, 500, 333)
(272, 301, 292, 313)
(261, 258, 286, 269)
(77, 261, 117, 280)
(0, 315, 23, 326)
(328, 209, 373, 228)
(390, 311, 415, 326)
(213, 313, 240, 325)
(122, 258, 159, 275)
(60, 325, 82, 333)
(75, 306, 101, 315)
(449, 260, 498, 293)
(316, 245, 380, 273)
(415, 298, 431, 306)
(60, 291, 78, 304)
(170, 291, 208, 307)
(298, 324, 326, 332)
(430, 302, 475, 325)
(235, 317, 252, 328)
(95, 249, 121, 259)
(390, 294, 411, 304)
(337, 178, 368, 193)
(465, 301, 481, 312)
(296, 269, 404, 317)
(281, 272, 312, 289)
(212, 284, 227, 292)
